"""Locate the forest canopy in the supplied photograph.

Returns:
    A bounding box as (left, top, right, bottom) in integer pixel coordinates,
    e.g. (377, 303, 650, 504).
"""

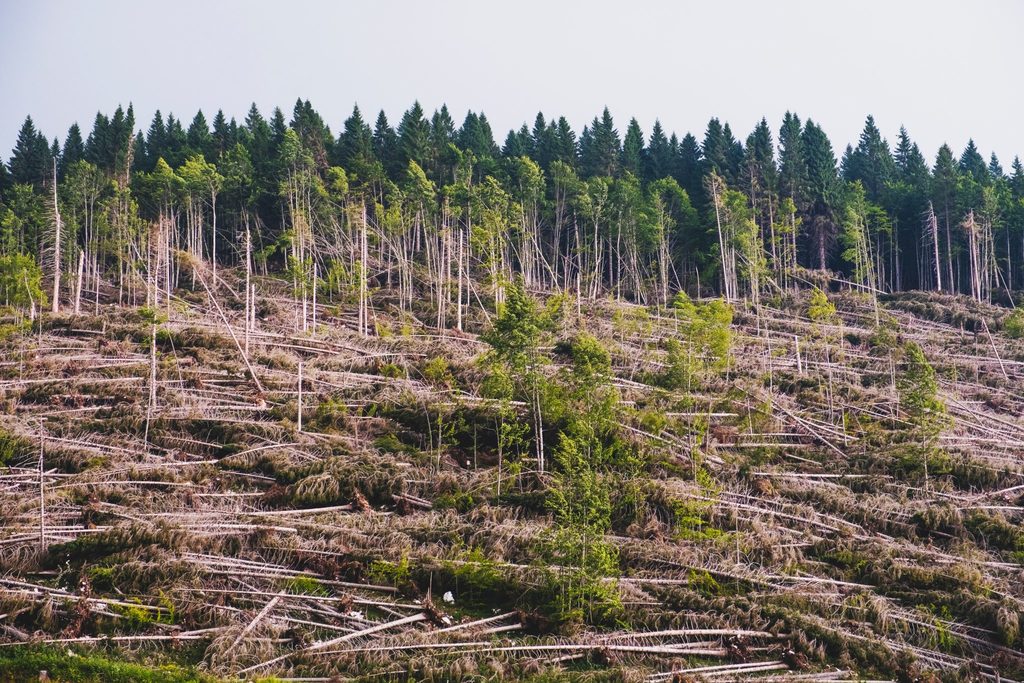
(2, 100, 1023, 316)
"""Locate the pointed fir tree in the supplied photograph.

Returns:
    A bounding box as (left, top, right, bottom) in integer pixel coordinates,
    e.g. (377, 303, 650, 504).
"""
(621, 118, 644, 177)
(959, 139, 988, 184)
(644, 120, 672, 183)
(372, 110, 400, 177)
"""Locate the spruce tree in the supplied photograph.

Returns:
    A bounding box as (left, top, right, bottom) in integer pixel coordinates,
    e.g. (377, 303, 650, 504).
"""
(987, 152, 1004, 180)
(552, 117, 577, 166)
(644, 120, 672, 183)
(144, 111, 167, 172)
(801, 119, 840, 269)
(187, 110, 213, 160)
(336, 105, 376, 180)
(212, 109, 232, 159)
(531, 113, 556, 170)
(674, 133, 703, 208)
(959, 139, 988, 184)
(621, 118, 644, 177)
(700, 118, 728, 178)
(723, 122, 744, 183)
(580, 107, 620, 178)
(844, 115, 895, 201)
(742, 118, 776, 199)
(778, 111, 807, 205)
(9, 116, 50, 188)
(397, 101, 431, 169)
(372, 110, 400, 177)
(59, 123, 85, 179)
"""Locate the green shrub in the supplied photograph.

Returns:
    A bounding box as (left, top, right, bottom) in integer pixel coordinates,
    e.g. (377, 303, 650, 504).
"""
(284, 575, 329, 596)
(1005, 308, 1024, 338)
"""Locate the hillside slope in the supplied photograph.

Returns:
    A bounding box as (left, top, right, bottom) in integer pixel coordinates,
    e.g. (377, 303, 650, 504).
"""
(1, 273, 1023, 682)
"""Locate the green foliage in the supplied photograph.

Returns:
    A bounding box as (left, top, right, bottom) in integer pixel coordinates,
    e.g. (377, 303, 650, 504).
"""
(670, 464, 724, 541)
(422, 356, 455, 389)
(0, 646, 208, 683)
(481, 278, 545, 376)
(540, 332, 631, 627)
(807, 287, 837, 324)
(0, 429, 31, 466)
(284, 575, 329, 596)
(1004, 308, 1024, 338)
(897, 341, 947, 439)
(434, 490, 475, 512)
(0, 252, 45, 310)
(660, 293, 733, 389)
(112, 594, 176, 629)
(687, 568, 722, 597)
(443, 546, 508, 604)
(368, 556, 413, 589)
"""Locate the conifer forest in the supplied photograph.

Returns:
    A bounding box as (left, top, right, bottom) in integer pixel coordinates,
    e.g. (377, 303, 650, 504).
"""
(1, 100, 1024, 682)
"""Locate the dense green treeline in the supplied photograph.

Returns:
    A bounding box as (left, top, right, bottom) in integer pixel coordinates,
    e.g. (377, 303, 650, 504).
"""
(2, 99, 1023, 317)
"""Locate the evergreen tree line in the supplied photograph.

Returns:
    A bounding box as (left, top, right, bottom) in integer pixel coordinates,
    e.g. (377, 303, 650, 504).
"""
(2, 99, 1023, 318)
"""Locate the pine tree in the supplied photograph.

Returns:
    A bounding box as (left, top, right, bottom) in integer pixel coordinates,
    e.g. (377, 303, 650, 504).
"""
(674, 133, 703, 208)
(644, 120, 672, 183)
(187, 110, 213, 160)
(621, 118, 644, 177)
(723, 123, 744, 183)
(1010, 157, 1024, 199)
(373, 110, 400, 177)
(987, 152, 1004, 180)
(59, 124, 85, 179)
(269, 107, 288, 148)
(144, 111, 167, 172)
(778, 111, 807, 205)
(843, 115, 895, 201)
(801, 119, 840, 269)
(429, 104, 456, 179)
(290, 99, 332, 170)
(552, 117, 577, 167)
(959, 139, 988, 184)
(742, 118, 776, 200)
(164, 114, 188, 168)
(9, 116, 50, 188)
(211, 110, 232, 159)
(397, 101, 431, 169)
(335, 105, 377, 181)
(531, 113, 557, 170)
(890, 126, 931, 288)
(701, 118, 728, 178)
(502, 128, 527, 158)
(580, 107, 620, 178)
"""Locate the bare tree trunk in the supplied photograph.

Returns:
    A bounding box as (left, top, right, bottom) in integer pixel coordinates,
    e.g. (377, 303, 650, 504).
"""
(456, 227, 463, 332)
(210, 189, 218, 287)
(927, 202, 943, 292)
(51, 160, 62, 313)
(73, 251, 84, 315)
(311, 262, 317, 336)
(358, 204, 369, 336)
(38, 432, 45, 552)
(245, 222, 252, 357)
(297, 361, 303, 432)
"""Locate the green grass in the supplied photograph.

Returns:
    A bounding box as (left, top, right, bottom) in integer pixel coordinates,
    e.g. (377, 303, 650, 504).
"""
(0, 646, 210, 683)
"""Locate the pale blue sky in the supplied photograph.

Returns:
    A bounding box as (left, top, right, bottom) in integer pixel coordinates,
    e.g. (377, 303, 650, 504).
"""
(2, 0, 1022, 166)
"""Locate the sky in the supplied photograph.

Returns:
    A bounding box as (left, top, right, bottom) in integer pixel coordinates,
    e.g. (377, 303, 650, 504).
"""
(2, 0, 1023, 167)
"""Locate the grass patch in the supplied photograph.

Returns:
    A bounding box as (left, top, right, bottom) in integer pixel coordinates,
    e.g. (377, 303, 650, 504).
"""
(0, 646, 208, 683)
